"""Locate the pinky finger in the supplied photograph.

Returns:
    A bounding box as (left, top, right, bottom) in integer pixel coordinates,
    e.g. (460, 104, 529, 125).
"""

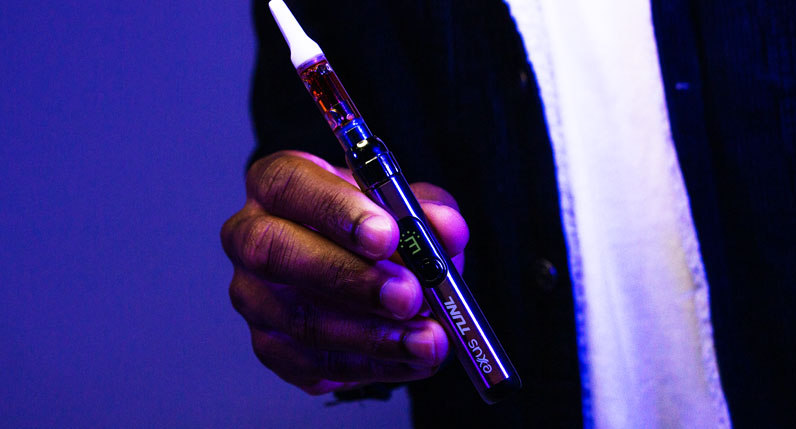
(249, 328, 439, 392)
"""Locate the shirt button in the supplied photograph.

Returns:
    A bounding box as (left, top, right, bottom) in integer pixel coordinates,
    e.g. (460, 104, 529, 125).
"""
(532, 258, 558, 291)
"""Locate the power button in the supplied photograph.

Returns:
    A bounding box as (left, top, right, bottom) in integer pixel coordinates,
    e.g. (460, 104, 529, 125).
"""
(420, 258, 446, 284)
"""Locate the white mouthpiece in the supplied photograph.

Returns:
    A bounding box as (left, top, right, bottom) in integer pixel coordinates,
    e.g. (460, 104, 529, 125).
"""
(269, 0, 324, 68)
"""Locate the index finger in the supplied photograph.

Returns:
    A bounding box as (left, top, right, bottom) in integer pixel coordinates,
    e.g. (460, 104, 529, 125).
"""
(247, 151, 398, 260)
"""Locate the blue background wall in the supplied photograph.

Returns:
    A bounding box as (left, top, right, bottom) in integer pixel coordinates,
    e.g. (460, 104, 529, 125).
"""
(0, 2, 409, 427)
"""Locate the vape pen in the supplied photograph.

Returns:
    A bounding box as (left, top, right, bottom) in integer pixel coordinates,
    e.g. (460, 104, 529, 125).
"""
(269, 0, 520, 404)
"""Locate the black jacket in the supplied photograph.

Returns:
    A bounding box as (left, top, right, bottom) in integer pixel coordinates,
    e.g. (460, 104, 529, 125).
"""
(250, 1, 795, 427)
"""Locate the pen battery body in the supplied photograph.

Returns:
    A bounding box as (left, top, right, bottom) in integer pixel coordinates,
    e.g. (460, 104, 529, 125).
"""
(346, 137, 521, 404)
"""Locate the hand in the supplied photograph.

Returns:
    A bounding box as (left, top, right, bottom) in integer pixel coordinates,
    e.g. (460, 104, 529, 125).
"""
(221, 150, 469, 395)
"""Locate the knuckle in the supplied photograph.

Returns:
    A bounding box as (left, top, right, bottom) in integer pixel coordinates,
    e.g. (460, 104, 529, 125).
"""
(220, 212, 245, 258)
(228, 277, 247, 316)
(250, 332, 275, 367)
(312, 190, 356, 235)
(240, 217, 268, 269)
(247, 152, 306, 209)
(318, 352, 386, 382)
(363, 356, 388, 380)
(250, 331, 294, 376)
(319, 351, 355, 380)
(361, 319, 392, 356)
(249, 330, 326, 388)
(228, 274, 266, 325)
(324, 255, 363, 294)
(240, 216, 295, 279)
(287, 303, 323, 348)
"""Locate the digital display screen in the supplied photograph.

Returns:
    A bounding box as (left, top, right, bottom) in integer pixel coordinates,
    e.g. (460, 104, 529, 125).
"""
(397, 216, 447, 285)
(399, 229, 424, 255)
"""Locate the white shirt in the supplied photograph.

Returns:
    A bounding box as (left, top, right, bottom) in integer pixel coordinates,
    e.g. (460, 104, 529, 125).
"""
(503, 1, 731, 426)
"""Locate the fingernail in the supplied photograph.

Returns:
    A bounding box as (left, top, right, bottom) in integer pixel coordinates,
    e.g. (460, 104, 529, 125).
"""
(357, 215, 393, 258)
(380, 278, 417, 319)
(405, 328, 437, 364)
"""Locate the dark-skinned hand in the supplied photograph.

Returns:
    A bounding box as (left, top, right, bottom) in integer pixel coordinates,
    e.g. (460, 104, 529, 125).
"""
(221, 150, 469, 395)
